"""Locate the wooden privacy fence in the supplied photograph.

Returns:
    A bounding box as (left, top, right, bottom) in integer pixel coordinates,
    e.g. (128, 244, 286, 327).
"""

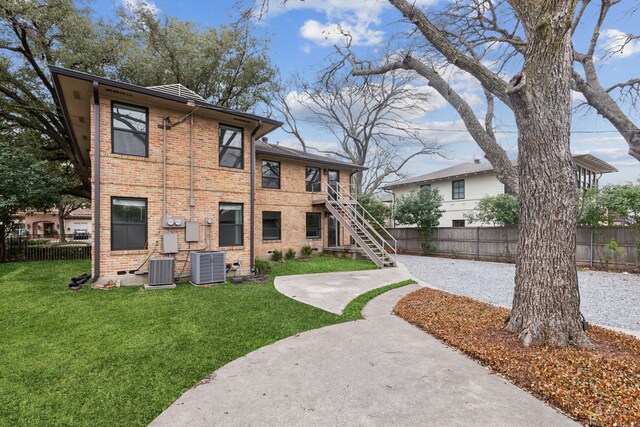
(388, 226, 639, 270)
(4, 235, 91, 262)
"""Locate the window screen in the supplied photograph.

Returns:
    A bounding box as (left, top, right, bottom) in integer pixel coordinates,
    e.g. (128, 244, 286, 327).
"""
(219, 125, 244, 169)
(219, 203, 243, 246)
(262, 160, 280, 189)
(305, 167, 321, 192)
(111, 198, 147, 250)
(112, 103, 148, 157)
(262, 211, 281, 240)
(306, 212, 321, 238)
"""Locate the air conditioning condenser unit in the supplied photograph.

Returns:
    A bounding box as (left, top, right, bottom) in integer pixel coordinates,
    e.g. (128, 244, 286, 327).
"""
(190, 251, 226, 285)
(144, 257, 176, 290)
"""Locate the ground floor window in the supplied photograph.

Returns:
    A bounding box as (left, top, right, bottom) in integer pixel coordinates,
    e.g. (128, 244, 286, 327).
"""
(262, 211, 281, 240)
(111, 197, 147, 250)
(452, 219, 465, 227)
(219, 203, 243, 246)
(306, 212, 321, 238)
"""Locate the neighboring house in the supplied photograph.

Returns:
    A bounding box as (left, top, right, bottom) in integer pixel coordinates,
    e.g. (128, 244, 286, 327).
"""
(386, 155, 617, 228)
(14, 209, 92, 239)
(51, 66, 392, 285)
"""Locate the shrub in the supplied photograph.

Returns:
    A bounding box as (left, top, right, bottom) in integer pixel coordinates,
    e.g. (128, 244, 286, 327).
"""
(301, 245, 314, 257)
(271, 250, 283, 262)
(253, 257, 272, 275)
(285, 248, 296, 260)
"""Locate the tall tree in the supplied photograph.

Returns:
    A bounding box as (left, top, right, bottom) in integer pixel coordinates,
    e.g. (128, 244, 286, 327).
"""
(0, 0, 126, 198)
(275, 70, 440, 194)
(0, 140, 65, 261)
(323, 0, 640, 346)
(116, 6, 279, 111)
(0, 1, 280, 197)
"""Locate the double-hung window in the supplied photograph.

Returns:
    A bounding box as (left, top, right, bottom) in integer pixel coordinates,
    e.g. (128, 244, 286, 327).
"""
(452, 180, 465, 200)
(305, 167, 321, 192)
(306, 213, 321, 238)
(111, 198, 147, 250)
(262, 160, 280, 189)
(219, 125, 244, 169)
(262, 211, 281, 240)
(111, 102, 148, 157)
(219, 203, 243, 246)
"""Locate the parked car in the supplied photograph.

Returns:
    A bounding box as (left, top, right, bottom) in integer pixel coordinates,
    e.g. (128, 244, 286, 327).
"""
(73, 230, 90, 240)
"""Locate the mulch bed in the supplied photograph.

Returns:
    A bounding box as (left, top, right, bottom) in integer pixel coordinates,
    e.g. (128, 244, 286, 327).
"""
(394, 287, 640, 426)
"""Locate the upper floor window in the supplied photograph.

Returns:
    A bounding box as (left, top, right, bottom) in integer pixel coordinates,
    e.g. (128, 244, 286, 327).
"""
(112, 102, 148, 157)
(262, 160, 280, 189)
(452, 179, 465, 200)
(219, 125, 244, 169)
(111, 197, 147, 250)
(305, 167, 321, 192)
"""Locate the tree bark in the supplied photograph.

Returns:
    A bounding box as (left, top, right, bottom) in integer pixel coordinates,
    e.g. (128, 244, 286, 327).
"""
(58, 210, 66, 243)
(505, 0, 589, 347)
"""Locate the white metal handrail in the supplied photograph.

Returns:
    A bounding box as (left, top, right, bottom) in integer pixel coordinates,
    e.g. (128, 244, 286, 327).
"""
(323, 181, 397, 262)
(332, 181, 397, 257)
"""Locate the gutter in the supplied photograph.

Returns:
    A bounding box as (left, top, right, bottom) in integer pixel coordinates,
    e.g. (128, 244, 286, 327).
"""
(91, 81, 100, 282)
(250, 121, 263, 273)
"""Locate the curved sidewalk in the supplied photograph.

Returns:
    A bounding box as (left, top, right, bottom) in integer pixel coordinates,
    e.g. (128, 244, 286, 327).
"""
(151, 282, 575, 426)
(274, 264, 414, 314)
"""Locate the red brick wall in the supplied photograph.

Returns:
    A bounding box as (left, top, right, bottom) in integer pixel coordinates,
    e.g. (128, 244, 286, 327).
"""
(91, 93, 354, 284)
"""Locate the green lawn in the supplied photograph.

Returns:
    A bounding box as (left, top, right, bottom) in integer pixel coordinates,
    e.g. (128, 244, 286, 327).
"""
(0, 256, 409, 426)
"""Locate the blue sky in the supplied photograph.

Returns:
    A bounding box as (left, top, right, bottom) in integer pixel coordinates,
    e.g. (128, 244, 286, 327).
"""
(91, 0, 640, 185)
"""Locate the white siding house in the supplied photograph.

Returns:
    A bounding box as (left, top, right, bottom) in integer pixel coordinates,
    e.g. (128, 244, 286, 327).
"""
(386, 155, 617, 228)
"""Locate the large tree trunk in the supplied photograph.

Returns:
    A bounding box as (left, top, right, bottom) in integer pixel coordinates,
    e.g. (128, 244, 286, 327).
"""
(505, 0, 589, 347)
(58, 210, 66, 243)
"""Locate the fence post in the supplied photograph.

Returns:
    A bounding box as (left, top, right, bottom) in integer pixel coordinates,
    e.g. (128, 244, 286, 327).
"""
(436, 228, 439, 254)
(589, 229, 594, 268)
(476, 227, 480, 260)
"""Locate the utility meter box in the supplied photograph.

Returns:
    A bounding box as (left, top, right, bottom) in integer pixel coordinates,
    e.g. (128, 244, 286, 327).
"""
(163, 232, 178, 254)
(185, 222, 199, 242)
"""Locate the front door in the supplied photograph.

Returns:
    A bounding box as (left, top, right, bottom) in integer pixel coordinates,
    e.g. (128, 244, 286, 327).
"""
(328, 214, 339, 247)
(327, 169, 339, 198)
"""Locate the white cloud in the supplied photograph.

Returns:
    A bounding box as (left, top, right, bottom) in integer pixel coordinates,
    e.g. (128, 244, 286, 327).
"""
(299, 19, 385, 47)
(300, 43, 312, 54)
(599, 29, 640, 59)
(121, 0, 159, 14)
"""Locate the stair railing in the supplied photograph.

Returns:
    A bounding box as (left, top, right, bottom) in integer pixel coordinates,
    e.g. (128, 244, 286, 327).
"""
(324, 181, 397, 262)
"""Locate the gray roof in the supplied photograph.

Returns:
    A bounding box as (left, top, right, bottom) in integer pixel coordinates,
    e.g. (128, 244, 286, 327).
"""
(386, 154, 617, 189)
(255, 140, 367, 171)
(386, 161, 499, 188)
(147, 84, 206, 102)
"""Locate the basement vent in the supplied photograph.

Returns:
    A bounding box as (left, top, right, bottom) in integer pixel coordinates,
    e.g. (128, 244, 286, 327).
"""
(190, 251, 226, 285)
(149, 257, 175, 286)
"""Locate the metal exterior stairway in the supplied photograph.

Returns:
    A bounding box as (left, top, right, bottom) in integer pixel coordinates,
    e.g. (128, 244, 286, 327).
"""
(321, 182, 397, 268)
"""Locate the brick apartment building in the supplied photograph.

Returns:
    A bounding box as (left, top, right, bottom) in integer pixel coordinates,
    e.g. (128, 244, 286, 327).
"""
(51, 67, 394, 285)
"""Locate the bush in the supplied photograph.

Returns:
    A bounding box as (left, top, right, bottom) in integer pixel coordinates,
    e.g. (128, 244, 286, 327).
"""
(301, 245, 314, 257)
(253, 258, 272, 275)
(271, 250, 283, 262)
(285, 248, 296, 260)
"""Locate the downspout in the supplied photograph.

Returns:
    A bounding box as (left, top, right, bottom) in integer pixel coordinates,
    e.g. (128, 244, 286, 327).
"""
(189, 113, 195, 221)
(91, 81, 101, 282)
(162, 116, 170, 220)
(250, 120, 263, 273)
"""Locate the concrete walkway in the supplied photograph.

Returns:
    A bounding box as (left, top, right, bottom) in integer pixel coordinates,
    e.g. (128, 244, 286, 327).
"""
(274, 264, 414, 314)
(152, 283, 575, 426)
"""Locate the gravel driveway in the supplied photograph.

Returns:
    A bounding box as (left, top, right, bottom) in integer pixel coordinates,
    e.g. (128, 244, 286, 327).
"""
(398, 255, 640, 334)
